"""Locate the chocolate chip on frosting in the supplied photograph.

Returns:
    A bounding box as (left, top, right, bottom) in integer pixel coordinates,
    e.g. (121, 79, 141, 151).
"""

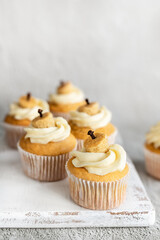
(84, 130, 109, 153)
(19, 93, 37, 108)
(78, 99, 100, 116)
(57, 81, 75, 94)
(32, 111, 55, 128)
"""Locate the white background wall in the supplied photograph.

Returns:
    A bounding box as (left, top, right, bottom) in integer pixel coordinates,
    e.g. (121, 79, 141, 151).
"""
(0, 0, 160, 160)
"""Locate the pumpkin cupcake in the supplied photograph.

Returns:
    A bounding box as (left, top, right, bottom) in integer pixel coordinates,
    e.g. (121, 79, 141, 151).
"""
(48, 81, 85, 121)
(3, 93, 49, 148)
(69, 99, 117, 150)
(66, 130, 129, 210)
(144, 122, 160, 179)
(18, 109, 77, 181)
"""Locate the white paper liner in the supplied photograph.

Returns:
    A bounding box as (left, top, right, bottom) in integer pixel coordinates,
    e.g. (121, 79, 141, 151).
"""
(66, 164, 129, 210)
(76, 129, 118, 151)
(144, 146, 160, 180)
(76, 139, 84, 150)
(1, 122, 25, 148)
(17, 142, 73, 182)
(51, 112, 70, 121)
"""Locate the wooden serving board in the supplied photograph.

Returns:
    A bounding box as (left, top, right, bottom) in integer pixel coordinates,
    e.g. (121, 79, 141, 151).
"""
(0, 135, 155, 228)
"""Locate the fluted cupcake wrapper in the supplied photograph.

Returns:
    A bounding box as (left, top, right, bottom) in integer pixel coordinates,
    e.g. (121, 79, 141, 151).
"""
(76, 130, 118, 151)
(76, 139, 84, 151)
(144, 146, 160, 180)
(51, 112, 70, 121)
(1, 122, 25, 148)
(66, 164, 129, 210)
(17, 143, 72, 182)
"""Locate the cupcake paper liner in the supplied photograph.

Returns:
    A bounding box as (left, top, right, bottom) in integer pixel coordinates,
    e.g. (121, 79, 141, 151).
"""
(144, 146, 160, 180)
(17, 142, 73, 182)
(66, 164, 129, 210)
(76, 139, 84, 151)
(1, 122, 25, 148)
(76, 130, 118, 151)
(51, 112, 70, 121)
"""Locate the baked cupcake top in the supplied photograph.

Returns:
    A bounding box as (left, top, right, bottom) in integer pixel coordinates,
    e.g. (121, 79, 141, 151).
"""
(70, 99, 112, 129)
(24, 110, 71, 144)
(9, 93, 49, 121)
(71, 131, 126, 176)
(146, 122, 160, 149)
(49, 81, 84, 104)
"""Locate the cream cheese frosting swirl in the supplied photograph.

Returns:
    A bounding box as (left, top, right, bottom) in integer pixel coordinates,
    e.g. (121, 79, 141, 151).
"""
(49, 88, 84, 104)
(71, 144, 126, 175)
(70, 106, 112, 129)
(24, 117, 71, 144)
(9, 99, 49, 121)
(146, 122, 160, 148)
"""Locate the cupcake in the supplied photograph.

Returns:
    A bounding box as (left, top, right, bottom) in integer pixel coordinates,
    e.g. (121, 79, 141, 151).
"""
(69, 99, 117, 150)
(48, 81, 85, 121)
(144, 122, 160, 179)
(3, 93, 49, 148)
(18, 109, 77, 181)
(66, 130, 129, 210)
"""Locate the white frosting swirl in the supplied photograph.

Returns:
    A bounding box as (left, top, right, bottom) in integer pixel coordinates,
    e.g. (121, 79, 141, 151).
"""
(70, 106, 112, 129)
(9, 98, 49, 121)
(49, 88, 84, 104)
(146, 122, 160, 148)
(24, 117, 71, 144)
(71, 144, 126, 175)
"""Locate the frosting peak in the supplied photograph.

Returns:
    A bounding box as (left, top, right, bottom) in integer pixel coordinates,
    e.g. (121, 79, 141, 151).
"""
(57, 81, 75, 94)
(70, 106, 112, 129)
(84, 131, 109, 153)
(146, 122, 160, 148)
(49, 83, 84, 104)
(78, 100, 100, 115)
(25, 117, 71, 144)
(32, 111, 55, 128)
(9, 98, 49, 121)
(71, 144, 126, 176)
(19, 93, 37, 108)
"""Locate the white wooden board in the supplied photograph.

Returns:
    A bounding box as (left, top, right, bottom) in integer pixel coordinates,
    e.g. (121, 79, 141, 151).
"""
(0, 135, 155, 228)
